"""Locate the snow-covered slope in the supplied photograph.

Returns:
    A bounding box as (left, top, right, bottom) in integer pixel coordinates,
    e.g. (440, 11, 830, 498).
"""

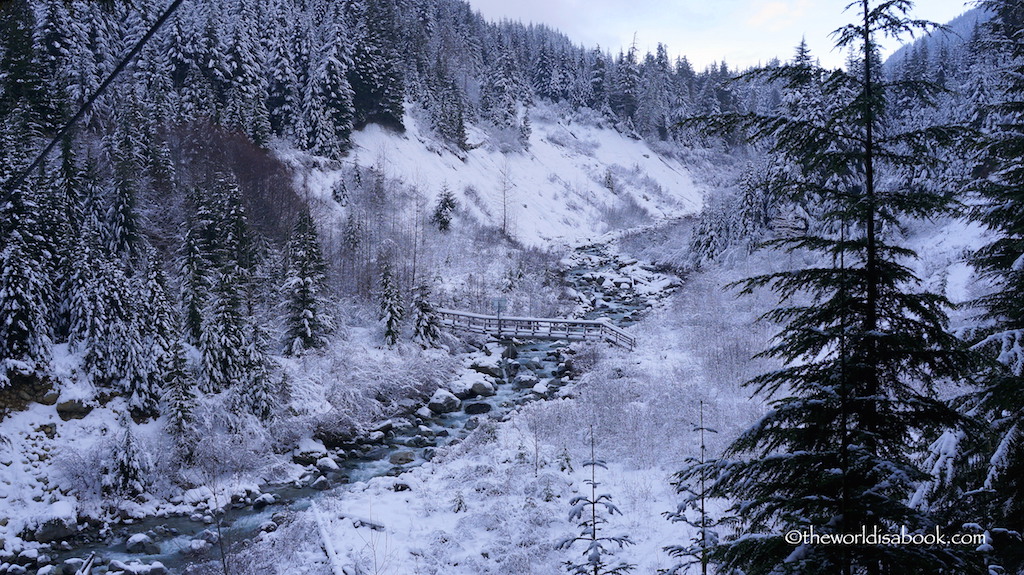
(347, 104, 702, 246)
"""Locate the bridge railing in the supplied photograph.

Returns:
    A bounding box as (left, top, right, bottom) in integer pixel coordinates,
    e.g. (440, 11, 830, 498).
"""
(436, 308, 635, 350)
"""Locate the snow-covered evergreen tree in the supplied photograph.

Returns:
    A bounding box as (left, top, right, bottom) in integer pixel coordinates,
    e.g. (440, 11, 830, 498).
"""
(952, 2, 1024, 571)
(136, 250, 176, 418)
(163, 339, 197, 459)
(412, 282, 441, 348)
(224, 0, 271, 146)
(664, 402, 722, 575)
(0, 219, 52, 388)
(282, 211, 333, 355)
(105, 112, 147, 265)
(481, 44, 527, 136)
(557, 431, 634, 575)
(239, 322, 277, 422)
(105, 411, 151, 499)
(200, 268, 247, 393)
(609, 46, 640, 121)
(377, 240, 404, 346)
(180, 226, 210, 346)
(431, 185, 458, 233)
(675, 2, 981, 574)
(347, 0, 406, 128)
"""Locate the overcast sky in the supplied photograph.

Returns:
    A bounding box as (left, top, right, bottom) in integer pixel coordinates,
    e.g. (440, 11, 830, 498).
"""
(465, 0, 973, 70)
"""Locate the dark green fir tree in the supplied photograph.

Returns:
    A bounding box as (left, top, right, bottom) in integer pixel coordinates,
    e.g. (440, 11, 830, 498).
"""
(282, 211, 333, 355)
(674, 2, 982, 574)
(948, 1, 1024, 572)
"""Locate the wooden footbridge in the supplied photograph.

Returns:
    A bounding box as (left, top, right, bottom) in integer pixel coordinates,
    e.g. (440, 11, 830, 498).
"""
(436, 308, 636, 350)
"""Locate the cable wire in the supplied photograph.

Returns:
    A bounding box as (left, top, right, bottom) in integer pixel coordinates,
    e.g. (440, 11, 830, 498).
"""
(2, 0, 186, 198)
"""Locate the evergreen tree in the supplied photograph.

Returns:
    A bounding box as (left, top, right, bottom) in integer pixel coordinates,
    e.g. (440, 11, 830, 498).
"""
(0, 122, 52, 390)
(0, 0, 61, 132)
(266, 1, 301, 138)
(200, 268, 247, 393)
(557, 430, 634, 575)
(0, 219, 52, 387)
(688, 203, 732, 267)
(636, 44, 673, 140)
(105, 411, 150, 499)
(163, 339, 197, 459)
(106, 272, 151, 415)
(481, 45, 526, 131)
(431, 184, 458, 232)
(137, 250, 176, 417)
(49, 139, 86, 342)
(347, 0, 406, 128)
(180, 227, 209, 346)
(224, 0, 272, 146)
(432, 72, 468, 149)
(74, 249, 147, 394)
(665, 401, 722, 575)
(282, 211, 333, 355)
(954, 1, 1024, 571)
(412, 282, 441, 348)
(675, 2, 981, 574)
(609, 46, 640, 120)
(106, 122, 146, 265)
(377, 240, 404, 346)
(313, 13, 356, 153)
(239, 322, 276, 421)
(217, 175, 258, 275)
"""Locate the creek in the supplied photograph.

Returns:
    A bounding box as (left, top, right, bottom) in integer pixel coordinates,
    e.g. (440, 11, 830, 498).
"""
(37, 241, 677, 575)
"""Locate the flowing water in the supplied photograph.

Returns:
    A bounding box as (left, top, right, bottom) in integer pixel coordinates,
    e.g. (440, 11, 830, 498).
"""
(38, 243, 676, 575)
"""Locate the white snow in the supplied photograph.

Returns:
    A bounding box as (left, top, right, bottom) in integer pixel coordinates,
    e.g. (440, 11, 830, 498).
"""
(126, 533, 152, 546)
(296, 437, 328, 457)
(288, 102, 703, 247)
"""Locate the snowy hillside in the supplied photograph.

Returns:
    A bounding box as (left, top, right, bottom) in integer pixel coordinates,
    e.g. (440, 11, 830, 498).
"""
(293, 102, 703, 247)
(3, 0, 1024, 573)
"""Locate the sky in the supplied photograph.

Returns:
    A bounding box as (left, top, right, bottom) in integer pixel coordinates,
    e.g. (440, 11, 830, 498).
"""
(465, 0, 974, 70)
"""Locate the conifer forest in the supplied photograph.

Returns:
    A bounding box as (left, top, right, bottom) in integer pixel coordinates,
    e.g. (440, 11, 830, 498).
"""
(0, 0, 1023, 573)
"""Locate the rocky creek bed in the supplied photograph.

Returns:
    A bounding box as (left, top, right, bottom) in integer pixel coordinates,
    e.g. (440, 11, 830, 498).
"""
(1, 241, 680, 575)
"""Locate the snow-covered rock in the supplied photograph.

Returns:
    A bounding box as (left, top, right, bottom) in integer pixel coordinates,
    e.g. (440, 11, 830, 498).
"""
(126, 533, 157, 554)
(60, 558, 85, 573)
(108, 559, 166, 574)
(32, 501, 78, 543)
(451, 371, 498, 398)
(252, 493, 276, 509)
(427, 389, 460, 414)
(293, 437, 328, 465)
(316, 457, 340, 472)
(469, 356, 505, 378)
(471, 379, 497, 397)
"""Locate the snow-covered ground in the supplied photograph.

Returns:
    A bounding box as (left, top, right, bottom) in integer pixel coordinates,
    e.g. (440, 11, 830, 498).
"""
(218, 234, 769, 575)
(259, 213, 991, 575)
(294, 102, 703, 247)
(0, 100, 995, 575)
